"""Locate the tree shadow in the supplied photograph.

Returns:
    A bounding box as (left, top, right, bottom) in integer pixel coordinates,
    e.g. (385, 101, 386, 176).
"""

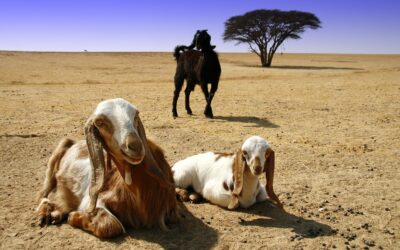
(273, 65, 363, 70)
(106, 203, 218, 249)
(238, 201, 335, 238)
(241, 64, 363, 71)
(213, 115, 279, 128)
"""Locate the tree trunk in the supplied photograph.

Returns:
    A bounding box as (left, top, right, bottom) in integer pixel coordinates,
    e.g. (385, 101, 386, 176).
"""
(260, 50, 269, 67)
(265, 48, 276, 67)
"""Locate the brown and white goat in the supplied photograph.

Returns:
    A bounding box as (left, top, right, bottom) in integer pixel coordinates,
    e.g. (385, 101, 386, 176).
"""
(36, 98, 179, 238)
(172, 136, 283, 209)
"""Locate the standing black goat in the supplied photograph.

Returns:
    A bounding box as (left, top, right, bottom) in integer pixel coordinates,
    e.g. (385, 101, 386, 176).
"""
(172, 30, 221, 118)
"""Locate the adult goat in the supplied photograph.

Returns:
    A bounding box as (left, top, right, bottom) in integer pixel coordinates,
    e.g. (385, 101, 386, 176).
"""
(36, 98, 179, 238)
(172, 30, 221, 118)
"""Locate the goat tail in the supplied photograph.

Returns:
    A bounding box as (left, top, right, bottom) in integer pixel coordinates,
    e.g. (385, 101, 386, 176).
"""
(37, 138, 75, 201)
(173, 45, 188, 61)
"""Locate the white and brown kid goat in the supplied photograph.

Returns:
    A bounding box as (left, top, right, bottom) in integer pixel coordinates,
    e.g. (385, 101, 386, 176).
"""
(172, 136, 283, 209)
(36, 98, 179, 238)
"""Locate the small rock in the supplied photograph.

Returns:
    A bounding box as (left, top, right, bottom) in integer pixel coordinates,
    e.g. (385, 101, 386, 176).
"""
(318, 207, 327, 212)
(383, 229, 394, 235)
(363, 239, 375, 247)
(361, 223, 370, 230)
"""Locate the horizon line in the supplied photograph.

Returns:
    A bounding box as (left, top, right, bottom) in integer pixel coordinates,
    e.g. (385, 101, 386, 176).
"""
(1, 50, 399, 56)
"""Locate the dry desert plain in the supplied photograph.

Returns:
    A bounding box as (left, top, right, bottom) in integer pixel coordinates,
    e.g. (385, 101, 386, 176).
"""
(0, 51, 399, 249)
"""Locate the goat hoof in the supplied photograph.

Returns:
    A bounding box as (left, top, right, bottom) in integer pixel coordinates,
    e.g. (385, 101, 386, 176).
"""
(39, 215, 50, 227)
(189, 193, 202, 203)
(175, 188, 189, 202)
(204, 107, 213, 118)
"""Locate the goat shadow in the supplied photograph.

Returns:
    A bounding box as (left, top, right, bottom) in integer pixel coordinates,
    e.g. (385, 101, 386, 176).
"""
(213, 115, 279, 128)
(238, 201, 335, 238)
(107, 204, 218, 249)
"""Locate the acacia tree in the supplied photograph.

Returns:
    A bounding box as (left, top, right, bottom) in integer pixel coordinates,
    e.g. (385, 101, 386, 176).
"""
(223, 9, 321, 67)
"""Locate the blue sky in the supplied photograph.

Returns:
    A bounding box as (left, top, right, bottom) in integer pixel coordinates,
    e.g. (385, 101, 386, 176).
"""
(1, 0, 399, 53)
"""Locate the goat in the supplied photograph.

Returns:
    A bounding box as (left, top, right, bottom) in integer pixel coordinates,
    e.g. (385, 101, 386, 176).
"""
(172, 136, 283, 209)
(172, 30, 221, 118)
(36, 98, 179, 238)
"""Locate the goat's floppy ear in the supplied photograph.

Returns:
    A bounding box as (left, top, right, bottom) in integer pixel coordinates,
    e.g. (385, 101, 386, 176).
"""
(135, 114, 171, 187)
(85, 115, 106, 213)
(228, 149, 246, 210)
(264, 148, 283, 209)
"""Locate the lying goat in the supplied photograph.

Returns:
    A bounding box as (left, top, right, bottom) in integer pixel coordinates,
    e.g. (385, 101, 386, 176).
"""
(36, 98, 179, 238)
(172, 136, 283, 209)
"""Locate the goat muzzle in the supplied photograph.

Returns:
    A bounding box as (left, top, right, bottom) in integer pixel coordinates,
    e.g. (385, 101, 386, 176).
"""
(251, 157, 263, 175)
(122, 133, 145, 164)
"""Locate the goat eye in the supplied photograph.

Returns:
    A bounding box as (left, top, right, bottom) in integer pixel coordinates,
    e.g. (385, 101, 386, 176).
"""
(95, 120, 104, 127)
(242, 151, 248, 156)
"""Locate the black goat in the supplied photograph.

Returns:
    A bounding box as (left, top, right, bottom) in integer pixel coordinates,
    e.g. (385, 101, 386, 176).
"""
(172, 30, 221, 118)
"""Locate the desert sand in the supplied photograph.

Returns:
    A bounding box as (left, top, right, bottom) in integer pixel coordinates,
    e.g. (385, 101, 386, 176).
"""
(0, 51, 399, 249)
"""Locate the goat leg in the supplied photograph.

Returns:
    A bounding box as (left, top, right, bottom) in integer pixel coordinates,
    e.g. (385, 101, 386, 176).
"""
(68, 208, 125, 238)
(184, 85, 193, 115)
(204, 84, 218, 118)
(37, 198, 66, 226)
(200, 83, 214, 118)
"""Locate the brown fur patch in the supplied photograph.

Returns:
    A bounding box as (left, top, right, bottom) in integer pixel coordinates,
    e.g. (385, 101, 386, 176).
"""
(37, 138, 75, 201)
(68, 208, 124, 238)
(99, 136, 179, 231)
(215, 152, 234, 161)
(228, 150, 247, 209)
(264, 148, 283, 208)
(76, 141, 89, 159)
(94, 115, 115, 135)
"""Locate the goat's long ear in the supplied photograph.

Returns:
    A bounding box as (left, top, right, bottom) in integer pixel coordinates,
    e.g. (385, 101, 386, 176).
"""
(136, 114, 170, 186)
(228, 149, 246, 210)
(85, 116, 106, 213)
(264, 148, 283, 209)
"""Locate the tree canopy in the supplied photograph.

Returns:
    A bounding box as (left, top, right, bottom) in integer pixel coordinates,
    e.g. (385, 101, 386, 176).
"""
(223, 9, 321, 67)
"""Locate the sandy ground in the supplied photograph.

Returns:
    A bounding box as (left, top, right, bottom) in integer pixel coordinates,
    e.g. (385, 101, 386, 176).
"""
(0, 51, 399, 249)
